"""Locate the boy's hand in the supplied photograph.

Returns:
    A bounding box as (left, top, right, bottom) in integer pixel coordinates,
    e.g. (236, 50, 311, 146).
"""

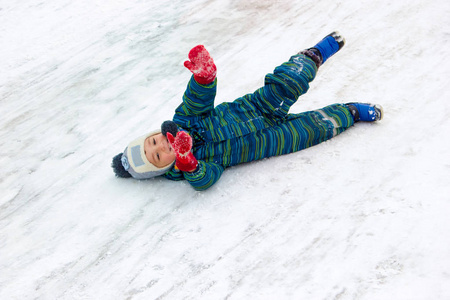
(184, 45, 217, 85)
(167, 131, 198, 173)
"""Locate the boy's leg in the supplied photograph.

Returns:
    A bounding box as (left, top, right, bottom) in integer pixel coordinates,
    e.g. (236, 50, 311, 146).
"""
(260, 104, 355, 157)
(262, 101, 383, 158)
(249, 53, 317, 119)
(235, 32, 346, 120)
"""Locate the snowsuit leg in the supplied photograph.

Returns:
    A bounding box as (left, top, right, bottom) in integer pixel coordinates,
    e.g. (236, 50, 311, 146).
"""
(228, 53, 354, 158)
(235, 53, 318, 120)
(256, 104, 355, 158)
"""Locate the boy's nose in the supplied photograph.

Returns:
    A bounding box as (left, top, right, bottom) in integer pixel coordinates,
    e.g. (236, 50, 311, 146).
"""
(159, 140, 169, 153)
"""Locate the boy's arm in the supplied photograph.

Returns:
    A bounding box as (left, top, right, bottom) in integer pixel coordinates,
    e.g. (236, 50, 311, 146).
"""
(174, 45, 217, 122)
(174, 76, 217, 119)
(183, 160, 225, 191)
(163, 169, 185, 181)
(166, 130, 224, 191)
(163, 161, 225, 191)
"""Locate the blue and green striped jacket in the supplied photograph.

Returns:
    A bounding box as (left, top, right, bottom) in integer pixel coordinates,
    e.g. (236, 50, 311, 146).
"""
(164, 54, 354, 190)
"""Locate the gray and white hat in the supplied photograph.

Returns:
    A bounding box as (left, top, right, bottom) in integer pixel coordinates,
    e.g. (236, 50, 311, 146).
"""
(116, 130, 175, 179)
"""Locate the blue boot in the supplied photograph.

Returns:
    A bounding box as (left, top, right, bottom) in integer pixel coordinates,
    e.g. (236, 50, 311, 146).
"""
(346, 103, 384, 122)
(312, 31, 345, 64)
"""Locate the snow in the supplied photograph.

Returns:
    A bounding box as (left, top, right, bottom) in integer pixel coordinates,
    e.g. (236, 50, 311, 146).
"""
(1, 0, 450, 299)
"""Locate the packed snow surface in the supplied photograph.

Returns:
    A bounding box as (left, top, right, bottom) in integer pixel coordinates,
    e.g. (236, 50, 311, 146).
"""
(1, 0, 450, 299)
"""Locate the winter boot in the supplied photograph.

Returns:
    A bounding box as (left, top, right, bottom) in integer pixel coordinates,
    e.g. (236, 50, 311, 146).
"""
(313, 31, 345, 64)
(300, 31, 345, 68)
(346, 103, 384, 122)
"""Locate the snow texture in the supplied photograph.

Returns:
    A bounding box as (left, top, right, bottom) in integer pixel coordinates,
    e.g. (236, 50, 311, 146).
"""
(1, 0, 450, 299)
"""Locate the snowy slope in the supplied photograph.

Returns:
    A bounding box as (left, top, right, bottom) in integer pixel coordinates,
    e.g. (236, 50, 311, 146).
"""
(1, 0, 450, 299)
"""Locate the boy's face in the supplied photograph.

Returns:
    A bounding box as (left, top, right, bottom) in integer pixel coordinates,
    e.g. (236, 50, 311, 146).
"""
(144, 133, 176, 168)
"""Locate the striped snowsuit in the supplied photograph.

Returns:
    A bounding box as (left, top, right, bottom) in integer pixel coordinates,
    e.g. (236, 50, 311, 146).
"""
(164, 53, 354, 190)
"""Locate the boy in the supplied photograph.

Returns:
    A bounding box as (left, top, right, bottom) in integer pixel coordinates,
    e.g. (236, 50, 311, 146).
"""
(112, 32, 383, 191)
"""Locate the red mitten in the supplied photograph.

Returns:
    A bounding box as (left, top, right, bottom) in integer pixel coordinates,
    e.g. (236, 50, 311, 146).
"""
(167, 131, 198, 172)
(184, 45, 217, 85)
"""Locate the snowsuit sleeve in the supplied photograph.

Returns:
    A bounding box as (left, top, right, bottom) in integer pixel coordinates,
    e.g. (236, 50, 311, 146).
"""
(163, 161, 225, 191)
(183, 161, 225, 191)
(167, 76, 224, 191)
(174, 75, 217, 121)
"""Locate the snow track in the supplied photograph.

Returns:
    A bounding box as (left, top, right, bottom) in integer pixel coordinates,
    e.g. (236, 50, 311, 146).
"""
(1, 0, 449, 299)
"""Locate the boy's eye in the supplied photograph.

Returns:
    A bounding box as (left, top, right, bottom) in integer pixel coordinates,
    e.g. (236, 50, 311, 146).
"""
(153, 138, 156, 145)
(157, 153, 160, 160)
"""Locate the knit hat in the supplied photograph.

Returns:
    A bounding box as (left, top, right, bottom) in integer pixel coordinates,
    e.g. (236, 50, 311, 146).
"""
(112, 129, 175, 180)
